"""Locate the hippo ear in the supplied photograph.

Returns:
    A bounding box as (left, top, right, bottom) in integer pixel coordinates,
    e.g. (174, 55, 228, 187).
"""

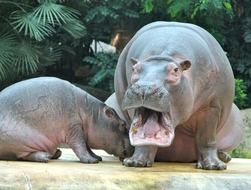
(130, 57, 139, 65)
(180, 60, 191, 71)
(104, 106, 116, 118)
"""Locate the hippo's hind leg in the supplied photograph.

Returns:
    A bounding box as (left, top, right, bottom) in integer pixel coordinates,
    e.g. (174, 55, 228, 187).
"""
(66, 124, 99, 163)
(20, 151, 52, 163)
(195, 104, 227, 170)
(216, 103, 244, 152)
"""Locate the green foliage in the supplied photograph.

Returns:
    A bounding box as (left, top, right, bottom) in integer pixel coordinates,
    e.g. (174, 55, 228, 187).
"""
(234, 79, 248, 109)
(0, 33, 14, 81)
(141, 0, 154, 13)
(11, 11, 56, 41)
(83, 52, 119, 92)
(84, 0, 140, 23)
(82, 0, 140, 43)
(1, 0, 251, 108)
(0, 0, 86, 82)
(230, 145, 251, 159)
(14, 41, 40, 75)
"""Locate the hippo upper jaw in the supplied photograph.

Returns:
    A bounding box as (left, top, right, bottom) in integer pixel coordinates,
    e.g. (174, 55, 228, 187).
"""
(128, 108, 175, 147)
(122, 86, 170, 113)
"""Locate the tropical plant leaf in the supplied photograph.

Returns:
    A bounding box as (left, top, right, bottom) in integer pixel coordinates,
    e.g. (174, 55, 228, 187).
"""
(89, 69, 109, 86)
(167, 0, 191, 18)
(84, 6, 118, 23)
(38, 42, 62, 66)
(37, 0, 67, 3)
(122, 9, 140, 18)
(60, 19, 86, 39)
(84, 52, 118, 92)
(0, 33, 15, 80)
(142, 0, 154, 13)
(13, 41, 39, 75)
(11, 10, 55, 41)
(33, 1, 80, 26)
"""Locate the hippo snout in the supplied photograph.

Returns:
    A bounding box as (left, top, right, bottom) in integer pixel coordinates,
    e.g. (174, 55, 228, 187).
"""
(122, 83, 169, 112)
(120, 139, 134, 160)
(130, 83, 161, 98)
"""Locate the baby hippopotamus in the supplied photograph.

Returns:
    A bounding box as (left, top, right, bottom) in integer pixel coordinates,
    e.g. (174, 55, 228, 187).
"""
(0, 77, 133, 163)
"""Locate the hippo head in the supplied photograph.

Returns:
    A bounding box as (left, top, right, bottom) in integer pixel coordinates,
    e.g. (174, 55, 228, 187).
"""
(90, 105, 134, 160)
(122, 55, 191, 147)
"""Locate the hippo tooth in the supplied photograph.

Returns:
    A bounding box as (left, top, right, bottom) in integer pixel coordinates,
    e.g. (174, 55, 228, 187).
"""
(140, 132, 145, 139)
(131, 127, 138, 134)
(155, 132, 161, 139)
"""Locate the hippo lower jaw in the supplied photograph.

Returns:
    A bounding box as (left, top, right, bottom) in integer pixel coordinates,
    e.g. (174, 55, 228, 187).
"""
(129, 108, 175, 147)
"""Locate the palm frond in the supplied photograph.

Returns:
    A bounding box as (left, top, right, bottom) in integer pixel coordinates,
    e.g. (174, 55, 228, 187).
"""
(60, 18, 86, 39)
(0, 33, 16, 81)
(38, 42, 62, 66)
(37, 0, 67, 3)
(13, 41, 39, 75)
(11, 10, 55, 41)
(89, 69, 109, 86)
(32, 2, 79, 26)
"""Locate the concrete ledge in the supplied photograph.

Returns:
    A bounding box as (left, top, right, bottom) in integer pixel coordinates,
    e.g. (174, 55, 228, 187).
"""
(0, 149, 251, 190)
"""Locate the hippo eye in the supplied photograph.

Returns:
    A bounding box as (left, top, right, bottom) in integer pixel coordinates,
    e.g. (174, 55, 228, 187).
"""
(174, 68, 179, 72)
(132, 66, 137, 73)
(119, 121, 127, 133)
(120, 121, 126, 129)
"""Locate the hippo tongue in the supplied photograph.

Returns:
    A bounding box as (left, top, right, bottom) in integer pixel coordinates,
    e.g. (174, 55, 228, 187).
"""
(143, 112, 160, 137)
(129, 108, 174, 147)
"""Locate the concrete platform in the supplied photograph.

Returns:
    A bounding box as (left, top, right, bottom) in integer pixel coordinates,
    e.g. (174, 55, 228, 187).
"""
(0, 149, 251, 190)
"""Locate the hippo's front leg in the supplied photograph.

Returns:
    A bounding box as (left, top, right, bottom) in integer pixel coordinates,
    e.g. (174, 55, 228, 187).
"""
(123, 146, 158, 167)
(195, 107, 226, 170)
(66, 124, 100, 163)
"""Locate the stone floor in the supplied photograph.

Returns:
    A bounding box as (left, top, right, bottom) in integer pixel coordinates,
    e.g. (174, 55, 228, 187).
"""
(0, 149, 251, 190)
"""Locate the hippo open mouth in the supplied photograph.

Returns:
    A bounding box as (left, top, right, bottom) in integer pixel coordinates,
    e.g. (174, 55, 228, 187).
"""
(129, 107, 175, 147)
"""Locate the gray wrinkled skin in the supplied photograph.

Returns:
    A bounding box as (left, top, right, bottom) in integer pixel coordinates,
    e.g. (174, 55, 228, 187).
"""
(108, 21, 244, 170)
(0, 77, 133, 163)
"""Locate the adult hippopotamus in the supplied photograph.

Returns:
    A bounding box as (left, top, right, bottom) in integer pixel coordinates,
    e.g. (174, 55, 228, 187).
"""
(0, 77, 133, 163)
(106, 21, 243, 170)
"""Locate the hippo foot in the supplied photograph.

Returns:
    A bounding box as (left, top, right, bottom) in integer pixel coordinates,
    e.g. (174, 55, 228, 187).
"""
(87, 146, 102, 161)
(122, 146, 157, 167)
(196, 157, 226, 170)
(123, 157, 153, 167)
(218, 151, 231, 163)
(79, 155, 100, 164)
(21, 151, 52, 163)
(92, 154, 102, 162)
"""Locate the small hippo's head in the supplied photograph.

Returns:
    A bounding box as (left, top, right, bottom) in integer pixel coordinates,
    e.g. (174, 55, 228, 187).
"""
(88, 105, 134, 160)
(122, 55, 192, 147)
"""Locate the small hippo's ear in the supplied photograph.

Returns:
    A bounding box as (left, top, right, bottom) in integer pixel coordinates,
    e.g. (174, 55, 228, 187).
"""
(130, 57, 139, 65)
(104, 106, 116, 118)
(180, 60, 191, 71)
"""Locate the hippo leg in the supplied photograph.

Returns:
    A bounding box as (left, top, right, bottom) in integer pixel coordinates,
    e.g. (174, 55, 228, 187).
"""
(20, 151, 52, 163)
(87, 146, 102, 161)
(66, 124, 99, 163)
(51, 149, 62, 159)
(195, 106, 226, 170)
(123, 146, 158, 167)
